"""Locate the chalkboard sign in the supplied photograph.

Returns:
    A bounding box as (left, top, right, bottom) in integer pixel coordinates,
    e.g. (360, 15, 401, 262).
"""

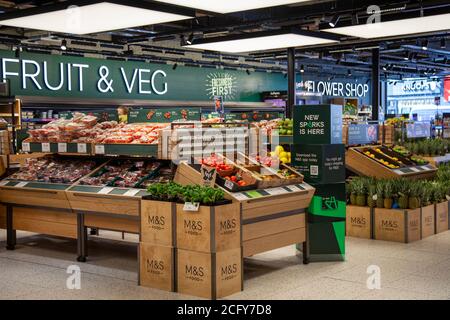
(347, 124, 378, 145)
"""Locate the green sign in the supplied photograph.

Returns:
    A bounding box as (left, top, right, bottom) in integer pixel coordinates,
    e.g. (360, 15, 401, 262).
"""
(292, 144, 345, 184)
(0, 50, 286, 102)
(59, 110, 118, 122)
(224, 111, 282, 122)
(293, 104, 343, 145)
(128, 108, 201, 123)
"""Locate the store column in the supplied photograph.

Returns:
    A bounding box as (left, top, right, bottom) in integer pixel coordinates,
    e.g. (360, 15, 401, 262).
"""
(293, 105, 346, 262)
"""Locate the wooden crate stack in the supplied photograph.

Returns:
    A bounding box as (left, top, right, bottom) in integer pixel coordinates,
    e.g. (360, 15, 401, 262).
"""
(175, 202, 242, 299)
(139, 200, 243, 299)
(0, 130, 10, 155)
(140, 201, 176, 292)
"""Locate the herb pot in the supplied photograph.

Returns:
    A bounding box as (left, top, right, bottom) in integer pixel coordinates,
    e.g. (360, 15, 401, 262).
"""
(384, 198, 393, 209)
(398, 196, 409, 209)
(356, 194, 366, 207)
(350, 193, 357, 205)
(409, 197, 420, 210)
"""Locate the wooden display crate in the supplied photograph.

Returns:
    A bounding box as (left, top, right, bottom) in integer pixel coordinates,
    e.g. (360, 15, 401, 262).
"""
(346, 205, 372, 239)
(12, 207, 77, 239)
(176, 247, 243, 299)
(0, 183, 72, 209)
(435, 201, 449, 234)
(176, 202, 241, 253)
(141, 200, 175, 246)
(374, 208, 421, 243)
(0, 204, 5, 229)
(421, 205, 435, 239)
(139, 243, 175, 292)
(0, 155, 6, 176)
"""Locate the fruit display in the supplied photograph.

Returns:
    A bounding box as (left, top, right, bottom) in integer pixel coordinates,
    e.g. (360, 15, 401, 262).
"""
(7, 157, 98, 184)
(252, 118, 280, 136)
(276, 118, 293, 136)
(385, 116, 412, 127)
(198, 154, 234, 176)
(362, 148, 401, 169)
(217, 169, 257, 192)
(146, 182, 225, 206)
(27, 112, 168, 144)
(79, 159, 169, 188)
(277, 165, 304, 184)
(270, 145, 291, 164)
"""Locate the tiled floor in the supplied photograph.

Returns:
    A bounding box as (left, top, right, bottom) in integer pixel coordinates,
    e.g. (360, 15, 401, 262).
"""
(0, 230, 449, 300)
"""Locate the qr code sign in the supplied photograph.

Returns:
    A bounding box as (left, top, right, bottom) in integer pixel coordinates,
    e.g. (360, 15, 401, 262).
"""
(310, 165, 319, 176)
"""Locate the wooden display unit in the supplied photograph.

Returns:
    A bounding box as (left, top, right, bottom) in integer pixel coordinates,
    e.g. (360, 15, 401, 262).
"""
(374, 208, 421, 243)
(435, 201, 449, 234)
(421, 205, 435, 239)
(347, 145, 437, 180)
(346, 206, 372, 239)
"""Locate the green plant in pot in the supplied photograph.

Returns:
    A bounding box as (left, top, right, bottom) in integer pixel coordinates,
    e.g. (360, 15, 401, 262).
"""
(420, 181, 432, 207)
(396, 178, 410, 209)
(347, 180, 357, 205)
(383, 180, 394, 209)
(367, 183, 376, 208)
(354, 178, 367, 207)
(376, 180, 385, 208)
(408, 181, 420, 209)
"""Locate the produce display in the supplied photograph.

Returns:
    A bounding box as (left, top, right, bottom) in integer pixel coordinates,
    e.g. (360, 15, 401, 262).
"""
(7, 157, 98, 184)
(199, 155, 234, 176)
(399, 139, 449, 158)
(359, 146, 430, 169)
(79, 159, 171, 188)
(27, 112, 168, 144)
(146, 182, 225, 205)
(347, 175, 448, 210)
(276, 118, 293, 136)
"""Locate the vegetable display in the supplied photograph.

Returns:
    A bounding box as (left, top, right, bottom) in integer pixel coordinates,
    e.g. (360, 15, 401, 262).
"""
(146, 182, 225, 205)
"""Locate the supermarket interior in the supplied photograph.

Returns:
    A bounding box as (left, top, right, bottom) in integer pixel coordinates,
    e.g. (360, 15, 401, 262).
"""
(0, 0, 450, 301)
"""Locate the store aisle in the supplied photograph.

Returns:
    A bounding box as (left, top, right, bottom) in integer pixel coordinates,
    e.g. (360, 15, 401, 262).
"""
(0, 230, 449, 300)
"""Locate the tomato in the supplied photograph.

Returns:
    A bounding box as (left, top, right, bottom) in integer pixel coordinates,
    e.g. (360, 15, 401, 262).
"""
(238, 181, 247, 186)
(231, 176, 237, 182)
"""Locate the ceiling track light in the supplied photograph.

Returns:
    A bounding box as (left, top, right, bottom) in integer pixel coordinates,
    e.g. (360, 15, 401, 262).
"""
(246, 69, 251, 75)
(421, 40, 429, 50)
(300, 64, 305, 73)
(186, 33, 195, 45)
(172, 63, 178, 70)
(347, 69, 352, 77)
(441, 38, 446, 49)
(328, 14, 341, 28)
(60, 39, 67, 51)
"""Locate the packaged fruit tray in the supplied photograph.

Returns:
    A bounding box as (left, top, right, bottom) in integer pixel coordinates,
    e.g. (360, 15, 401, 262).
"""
(215, 169, 258, 192)
(277, 164, 304, 185)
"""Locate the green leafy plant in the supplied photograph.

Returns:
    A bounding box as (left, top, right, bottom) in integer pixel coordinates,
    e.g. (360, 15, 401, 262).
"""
(408, 181, 420, 209)
(147, 182, 225, 205)
(383, 180, 394, 209)
(376, 180, 385, 208)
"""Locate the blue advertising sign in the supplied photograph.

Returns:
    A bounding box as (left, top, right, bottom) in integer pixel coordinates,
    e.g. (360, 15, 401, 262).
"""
(406, 122, 431, 139)
(347, 124, 379, 145)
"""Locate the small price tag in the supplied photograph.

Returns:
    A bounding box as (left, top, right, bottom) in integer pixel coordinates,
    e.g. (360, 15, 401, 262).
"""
(266, 187, 286, 196)
(233, 192, 249, 201)
(124, 189, 141, 197)
(58, 143, 67, 153)
(22, 142, 30, 152)
(224, 179, 235, 190)
(0, 180, 9, 186)
(42, 143, 51, 153)
(77, 143, 87, 154)
(16, 182, 28, 188)
(183, 202, 200, 212)
(98, 187, 114, 195)
(95, 145, 105, 155)
(287, 185, 301, 192)
(409, 167, 420, 173)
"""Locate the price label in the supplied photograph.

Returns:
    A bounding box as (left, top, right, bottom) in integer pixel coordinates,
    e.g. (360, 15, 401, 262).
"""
(409, 167, 420, 173)
(0, 180, 9, 186)
(98, 187, 114, 195)
(232, 192, 249, 201)
(266, 187, 286, 196)
(42, 143, 51, 153)
(95, 145, 105, 155)
(22, 142, 30, 152)
(77, 143, 87, 154)
(183, 202, 200, 212)
(286, 185, 301, 192)
(16, 182, 28, 188)
(224, 179, 235, 190)
(58, 143, 67, 153)
(124, 189, 141, 197)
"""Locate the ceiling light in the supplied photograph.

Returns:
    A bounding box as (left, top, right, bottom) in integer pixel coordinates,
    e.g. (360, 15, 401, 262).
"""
(347, 69, 352, 77)
(324, 13, 450, 39)
(184, 29, 339, 53)
(173, 63, 178, 70)
(60, 39, 67, 51)
(403, 52, 409, 61)
(246, 69, 251, 75)
(328, 15, 341, 28)
(186, 33, 195, 45)
(0, 1, 193, 35)
(153, 0, 310, 14)
(382, 65, 388, 71)
(300, 64, 305, 73)
(441, 38, 446, 49)
(422, 40, 429, 50)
